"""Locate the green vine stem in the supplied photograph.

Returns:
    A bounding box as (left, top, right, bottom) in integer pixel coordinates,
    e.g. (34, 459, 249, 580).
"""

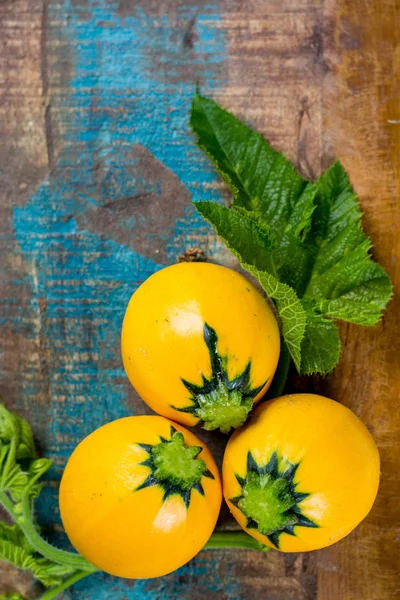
(266, 340, 292, 400)
(0, 479, 97, 573)
(205, 531, 269, 552)
(20, 471, 98, 573)
(36, 533, 267, 599)
(38, 571, 91, 600)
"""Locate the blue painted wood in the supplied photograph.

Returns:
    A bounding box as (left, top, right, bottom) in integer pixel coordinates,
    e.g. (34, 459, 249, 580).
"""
(5, 1, 238, 597)
(16, 6, 226, 440)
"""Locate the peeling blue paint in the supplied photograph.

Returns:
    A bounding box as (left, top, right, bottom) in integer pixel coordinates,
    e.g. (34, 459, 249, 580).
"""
(68, 554, 241, 600)
(12, 0, 230, 597)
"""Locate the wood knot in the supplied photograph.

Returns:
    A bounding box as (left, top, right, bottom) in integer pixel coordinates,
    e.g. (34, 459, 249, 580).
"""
(178, 247, 207, 263)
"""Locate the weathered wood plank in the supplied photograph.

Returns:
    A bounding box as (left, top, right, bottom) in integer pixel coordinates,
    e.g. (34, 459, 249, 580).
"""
(0, 0, 399, 598)
(0, 1, 48, 593)
(318, 1, 400, 598)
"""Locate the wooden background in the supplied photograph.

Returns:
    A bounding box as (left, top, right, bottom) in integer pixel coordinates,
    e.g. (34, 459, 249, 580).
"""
(1, 0, 399, 598)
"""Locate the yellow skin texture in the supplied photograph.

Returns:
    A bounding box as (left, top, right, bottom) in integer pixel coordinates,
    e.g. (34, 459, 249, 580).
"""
(223, 394, 381, 552)
(121, 262, 280, 428)
(59, 416, 222, 578)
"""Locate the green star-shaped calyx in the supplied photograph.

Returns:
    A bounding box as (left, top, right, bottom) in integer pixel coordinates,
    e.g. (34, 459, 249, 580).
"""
(173, 323, 267, 433)
(230, 451, 318, 548)
(135, 425, 214, 507)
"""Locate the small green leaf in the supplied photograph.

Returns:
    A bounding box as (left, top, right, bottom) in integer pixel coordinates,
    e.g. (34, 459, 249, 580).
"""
(0, 537, 70, 587)
(0, 404, 49, 502)
(15, 417, 37, 462)
(0, 405, 36, 463)
(0, 523, 31, 552)
(2, 466, 29, 503)
(0, 405, 17, 444)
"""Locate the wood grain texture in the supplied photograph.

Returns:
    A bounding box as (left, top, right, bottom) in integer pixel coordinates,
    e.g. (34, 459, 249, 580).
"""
(0, 0, 399, 598)
(319, 1, 400, 598)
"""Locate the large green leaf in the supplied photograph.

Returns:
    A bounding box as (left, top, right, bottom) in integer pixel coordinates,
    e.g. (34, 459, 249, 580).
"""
(191, 94, 392, 375)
